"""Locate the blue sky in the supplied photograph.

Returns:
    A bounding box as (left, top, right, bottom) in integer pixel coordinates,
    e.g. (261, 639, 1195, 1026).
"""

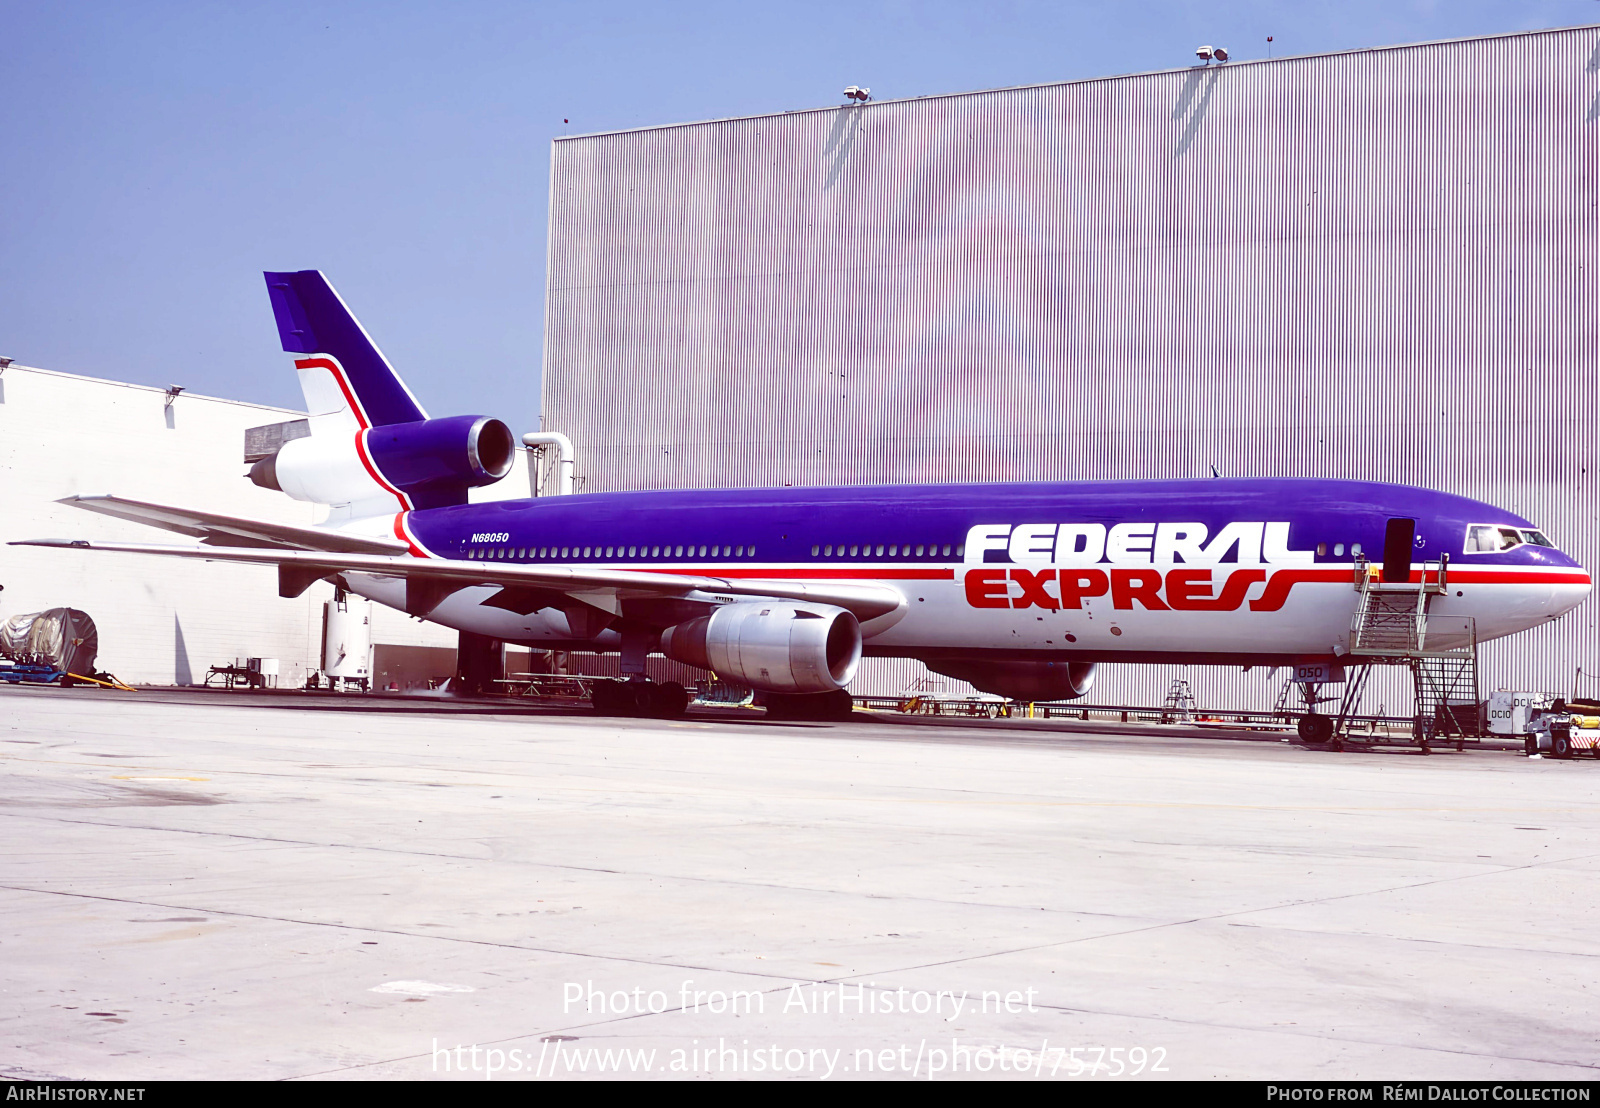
(3, 0, 1595, 431)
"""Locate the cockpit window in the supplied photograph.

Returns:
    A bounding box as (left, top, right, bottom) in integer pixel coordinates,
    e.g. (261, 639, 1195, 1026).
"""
(1521, 529, 1555, 548)
(1465, 524, 1525, 553)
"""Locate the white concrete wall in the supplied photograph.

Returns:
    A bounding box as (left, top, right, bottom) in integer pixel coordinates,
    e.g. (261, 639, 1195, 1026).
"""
(0, 365, 459, 685)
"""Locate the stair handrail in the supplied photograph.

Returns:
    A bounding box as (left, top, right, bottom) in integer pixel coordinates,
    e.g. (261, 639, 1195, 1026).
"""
(1352, 553, 1371, 593)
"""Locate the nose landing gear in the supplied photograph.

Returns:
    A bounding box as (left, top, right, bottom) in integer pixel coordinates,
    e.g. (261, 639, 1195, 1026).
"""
(591, 679, 689, 719)
(1297, 713, 1335, 746)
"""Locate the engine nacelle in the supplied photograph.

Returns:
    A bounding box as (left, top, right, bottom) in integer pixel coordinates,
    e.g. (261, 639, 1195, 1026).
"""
(252, 415, 515, 510)
(661, 602, 862, 693)
(925, 659, 1097, 702)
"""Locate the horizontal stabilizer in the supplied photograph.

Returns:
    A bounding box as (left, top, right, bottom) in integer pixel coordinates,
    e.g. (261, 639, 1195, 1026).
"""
(58, 495, 408, 555)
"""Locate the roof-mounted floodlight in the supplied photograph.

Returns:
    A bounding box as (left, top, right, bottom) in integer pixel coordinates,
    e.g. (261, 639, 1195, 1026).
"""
(1213, 46, 1229, 62)
(1195, 45, 1214, 62)
(0, 356, 12, 373)
(843, 85, 871, 103)
(165, 385, 185, 407)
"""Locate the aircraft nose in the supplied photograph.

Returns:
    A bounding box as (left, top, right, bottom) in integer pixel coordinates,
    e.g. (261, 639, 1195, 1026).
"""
(1549, 543, 1583, 569)
(1545, 549, 1591, 618)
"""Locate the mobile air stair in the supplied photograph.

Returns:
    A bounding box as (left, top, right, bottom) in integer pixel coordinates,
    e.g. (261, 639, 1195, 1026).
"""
(1308, 550, 1481, 754)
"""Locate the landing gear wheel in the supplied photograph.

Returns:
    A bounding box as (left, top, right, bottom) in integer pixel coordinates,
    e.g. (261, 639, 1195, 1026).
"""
(648, 682, 689, 719)
(820, 688, 855, 720)
(1298, 715, 1333, 745)
(764, 689, 854, 721)
(595, 680, 690, 719)
(591, 680, 624, 716)
(623, 682, 654, 717)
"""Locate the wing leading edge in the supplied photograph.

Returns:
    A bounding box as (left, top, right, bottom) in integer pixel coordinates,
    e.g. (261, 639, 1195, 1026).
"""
(9, 537, 907, 625)
(56, 495, 409, 555)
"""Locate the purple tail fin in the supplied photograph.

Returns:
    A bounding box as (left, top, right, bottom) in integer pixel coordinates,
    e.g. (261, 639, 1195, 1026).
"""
(264, 271, 427, 427)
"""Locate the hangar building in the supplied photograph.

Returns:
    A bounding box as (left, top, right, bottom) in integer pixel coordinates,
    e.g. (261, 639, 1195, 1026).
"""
(539, 25, 1600, 706)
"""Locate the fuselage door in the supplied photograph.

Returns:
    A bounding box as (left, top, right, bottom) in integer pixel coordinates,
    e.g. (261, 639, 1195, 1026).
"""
(1383, 517, 1416, 583)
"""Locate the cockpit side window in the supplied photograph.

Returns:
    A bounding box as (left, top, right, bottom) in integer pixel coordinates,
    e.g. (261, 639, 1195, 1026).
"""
(1521, 529, 1555, 548)
(1464, 524, 1525, 553)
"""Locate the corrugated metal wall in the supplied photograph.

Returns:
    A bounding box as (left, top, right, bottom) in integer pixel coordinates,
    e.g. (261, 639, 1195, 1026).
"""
(542, 26, 1600, 707)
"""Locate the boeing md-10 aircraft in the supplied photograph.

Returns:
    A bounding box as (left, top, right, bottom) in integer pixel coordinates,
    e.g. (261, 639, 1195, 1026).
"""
(16, 271, 1591, 719)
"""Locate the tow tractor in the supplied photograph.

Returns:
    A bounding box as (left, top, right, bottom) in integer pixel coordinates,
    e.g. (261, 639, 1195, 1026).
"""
(1524, 700, 1600, 759)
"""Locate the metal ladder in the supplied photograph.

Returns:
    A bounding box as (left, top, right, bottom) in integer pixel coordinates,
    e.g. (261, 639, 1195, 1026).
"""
(1273, 678, 1293, 717)
(1162, 678, 1196, 723)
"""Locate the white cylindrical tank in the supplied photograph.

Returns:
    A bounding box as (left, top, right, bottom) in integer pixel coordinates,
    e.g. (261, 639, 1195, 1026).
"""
(322, 596, 372, 681)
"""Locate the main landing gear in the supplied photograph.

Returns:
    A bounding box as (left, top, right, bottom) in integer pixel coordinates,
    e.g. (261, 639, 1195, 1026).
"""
(591, 679, 689, 719)
(762, 689, 856, 722)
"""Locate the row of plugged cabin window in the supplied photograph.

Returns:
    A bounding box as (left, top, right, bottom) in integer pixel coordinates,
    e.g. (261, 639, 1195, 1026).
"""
(464, 544, 754, 561)
(811, 543, 962, 558)
(1315, 543, 1364, 558)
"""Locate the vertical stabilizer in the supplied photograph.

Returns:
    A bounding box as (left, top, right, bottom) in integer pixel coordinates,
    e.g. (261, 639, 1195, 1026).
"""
(263, 271, 428, 429)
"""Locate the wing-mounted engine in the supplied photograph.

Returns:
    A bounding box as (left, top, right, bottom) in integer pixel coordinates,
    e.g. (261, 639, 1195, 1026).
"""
(660, 601, 862, 693)
(925, 659, 1097, 701)
(250, 415, 516, 511)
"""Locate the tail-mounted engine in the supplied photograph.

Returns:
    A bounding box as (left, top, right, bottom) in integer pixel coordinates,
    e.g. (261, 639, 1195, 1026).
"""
(925, 659, 1097, 702)
(661, 601, 862, 693)
(250, 415, 516, 510)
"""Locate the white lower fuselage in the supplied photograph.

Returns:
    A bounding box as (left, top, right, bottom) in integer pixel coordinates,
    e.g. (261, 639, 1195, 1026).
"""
(345, 560, 1590, 668)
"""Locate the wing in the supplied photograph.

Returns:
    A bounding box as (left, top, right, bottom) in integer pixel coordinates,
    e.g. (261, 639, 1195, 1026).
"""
(55, 495, 408, 555)
(9, 538, 907, 625)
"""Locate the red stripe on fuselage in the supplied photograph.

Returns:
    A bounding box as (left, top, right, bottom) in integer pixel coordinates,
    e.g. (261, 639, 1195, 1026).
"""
(393, 513, 428, 558)
(355, 429, 412, 511)
(1247, 569, 1353, 611)
(434, 562, 1583, 589)
(1446, 569, 1590, 585)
